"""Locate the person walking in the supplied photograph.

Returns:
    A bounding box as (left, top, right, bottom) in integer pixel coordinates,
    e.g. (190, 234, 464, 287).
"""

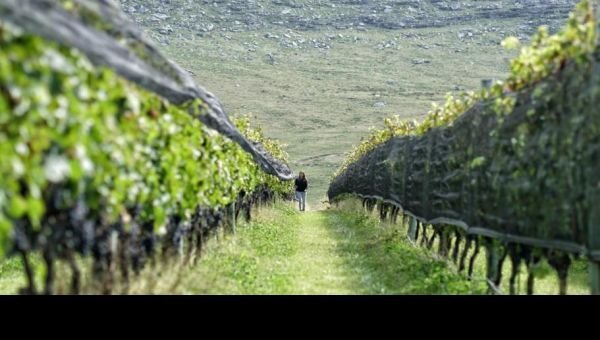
(294, 172, 308, 211)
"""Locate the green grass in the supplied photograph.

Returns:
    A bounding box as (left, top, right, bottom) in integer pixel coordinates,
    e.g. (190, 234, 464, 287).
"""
(334, 198, 592, 295)
(122, 203, 301, 294)
(0, 257, 26, 294)
(0, 202, 590, 294)
(0, 254, 44, 294)
(129, 202, 485, 294)
(173, 203, 301, 294)
(323, 209, 485, 294)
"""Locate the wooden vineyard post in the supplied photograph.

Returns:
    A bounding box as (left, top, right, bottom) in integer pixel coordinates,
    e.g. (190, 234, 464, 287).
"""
(588, 198, 600, 295)
(590, 181, 600, 294)
(588, 158, 599, 295)
(590, 0, 600, 296)
(227, 203, 236, 235)
(481, 79, 493, 89)
(590, 190, 600, 294)
(408, 216, 418, 242)
(484, 239, 501, 294)
(591, 262, 600, 295)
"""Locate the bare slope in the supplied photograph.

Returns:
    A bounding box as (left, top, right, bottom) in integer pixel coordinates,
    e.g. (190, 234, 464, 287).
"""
(120, 0, 576, 204)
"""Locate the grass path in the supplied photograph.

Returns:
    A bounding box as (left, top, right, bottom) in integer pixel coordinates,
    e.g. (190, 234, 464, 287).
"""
(1, 203, 589, 294)
(165, 204, 483, 294)
(0, 204, 486, 294)
(286, 211, 362, 294)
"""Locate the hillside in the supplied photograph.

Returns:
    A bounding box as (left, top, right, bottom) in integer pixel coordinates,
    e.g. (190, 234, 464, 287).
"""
(119, 0, 577, 204)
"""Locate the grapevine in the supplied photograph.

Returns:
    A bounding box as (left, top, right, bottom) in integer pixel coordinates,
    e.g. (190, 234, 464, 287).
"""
(333, 0, 597, 179)
(0, 28, 291, 293)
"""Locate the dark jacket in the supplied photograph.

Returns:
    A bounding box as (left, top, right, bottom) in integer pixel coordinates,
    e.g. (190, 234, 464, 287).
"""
(295, 178, 308, 192)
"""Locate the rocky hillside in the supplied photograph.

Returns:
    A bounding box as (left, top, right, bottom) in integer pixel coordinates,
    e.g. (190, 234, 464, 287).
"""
(120, 0, 577, 37)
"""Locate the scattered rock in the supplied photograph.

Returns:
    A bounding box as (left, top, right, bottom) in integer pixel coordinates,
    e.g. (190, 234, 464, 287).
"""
(158, 25, 173, 35)
(265, 53, 276, 65)
(412, 59, 431, 65)
(457, 30, 474, 39)
(121, 0, 575, 41)
(151, 13, 169, 21)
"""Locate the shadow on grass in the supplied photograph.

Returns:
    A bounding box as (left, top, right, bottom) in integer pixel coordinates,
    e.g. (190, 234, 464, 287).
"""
(323, 198, 591, 295)
(320, 208, 487, 295)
